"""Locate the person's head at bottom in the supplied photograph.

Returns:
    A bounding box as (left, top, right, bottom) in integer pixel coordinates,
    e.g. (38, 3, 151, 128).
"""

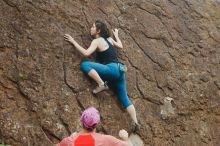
(80, 106, 100, 132)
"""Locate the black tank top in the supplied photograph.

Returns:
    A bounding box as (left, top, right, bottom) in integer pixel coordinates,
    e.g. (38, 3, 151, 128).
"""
(96, 38, 118, 64)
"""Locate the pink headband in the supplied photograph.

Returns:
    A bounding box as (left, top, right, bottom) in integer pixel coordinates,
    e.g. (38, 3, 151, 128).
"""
(80, 107, 100, 129)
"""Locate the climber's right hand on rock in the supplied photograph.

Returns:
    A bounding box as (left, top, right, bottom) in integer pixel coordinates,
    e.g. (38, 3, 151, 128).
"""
(119, 129, 129, 140)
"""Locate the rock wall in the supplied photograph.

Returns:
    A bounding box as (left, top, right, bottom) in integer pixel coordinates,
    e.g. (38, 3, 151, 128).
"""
(0, 0, 220, 145)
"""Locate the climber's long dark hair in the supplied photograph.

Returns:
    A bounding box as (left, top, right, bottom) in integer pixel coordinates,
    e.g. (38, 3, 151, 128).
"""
(95, 20, 110, 39)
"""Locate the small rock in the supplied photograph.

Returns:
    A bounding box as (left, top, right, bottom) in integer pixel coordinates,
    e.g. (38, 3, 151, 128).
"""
(200, 75, 209, 82)
(160, 97, 175, 119)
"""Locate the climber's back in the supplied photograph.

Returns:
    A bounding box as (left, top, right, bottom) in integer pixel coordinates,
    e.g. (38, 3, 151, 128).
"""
(57, 132, 127, 146)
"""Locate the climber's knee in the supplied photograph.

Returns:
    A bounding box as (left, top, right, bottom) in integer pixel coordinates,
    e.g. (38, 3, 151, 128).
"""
(80, 61, 92, 74)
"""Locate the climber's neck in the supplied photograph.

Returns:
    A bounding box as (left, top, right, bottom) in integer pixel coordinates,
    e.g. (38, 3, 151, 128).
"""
(94, 34, 100, 39)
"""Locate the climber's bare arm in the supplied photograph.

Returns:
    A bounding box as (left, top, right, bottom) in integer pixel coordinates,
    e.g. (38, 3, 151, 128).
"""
(64, 34, 97, 56)
(111, 29, 123, 49)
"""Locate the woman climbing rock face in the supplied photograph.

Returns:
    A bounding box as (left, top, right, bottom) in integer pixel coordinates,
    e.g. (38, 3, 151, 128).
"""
(64, 20, 140, 132)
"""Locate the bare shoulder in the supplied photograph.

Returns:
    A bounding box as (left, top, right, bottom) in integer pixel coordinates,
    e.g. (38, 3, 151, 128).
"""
(94, 37, 106, 44)
(92, 38, 99, 43)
